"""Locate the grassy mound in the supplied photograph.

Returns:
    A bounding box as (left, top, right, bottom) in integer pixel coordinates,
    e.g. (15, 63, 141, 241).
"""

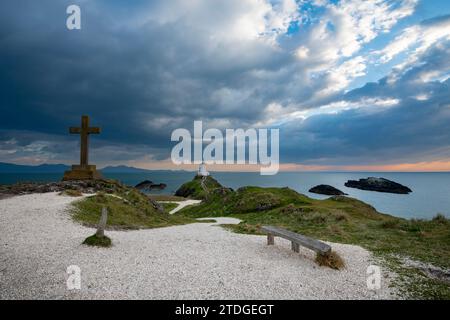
(177, 184, 450, 298)
(83, 234, 112, 247)
(174, 175, 231, 200)
(71, 186, 194, 230)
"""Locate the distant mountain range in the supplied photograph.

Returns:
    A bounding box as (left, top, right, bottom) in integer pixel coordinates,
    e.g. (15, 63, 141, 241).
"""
(100, 165, 155, 173)
(0, 163, 70, 173)
(0, 162, 161, 174)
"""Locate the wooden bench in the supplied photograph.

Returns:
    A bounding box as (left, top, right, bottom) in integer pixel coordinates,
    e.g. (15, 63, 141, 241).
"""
(260, 225, 331, 256)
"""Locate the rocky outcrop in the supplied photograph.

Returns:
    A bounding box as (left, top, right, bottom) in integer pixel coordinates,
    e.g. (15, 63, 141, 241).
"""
(135, 180, 167, 191)
(0, 179, 127, 196)
(0, 179, 165, 213)
(344, 177, 412, 194)
(309, 185, 346, 196)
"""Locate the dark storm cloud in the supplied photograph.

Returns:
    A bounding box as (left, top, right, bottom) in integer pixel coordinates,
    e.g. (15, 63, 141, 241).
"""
(0, 0, 302, 164)
(0, 0, 289, 149)
(0, 0, 449, 166)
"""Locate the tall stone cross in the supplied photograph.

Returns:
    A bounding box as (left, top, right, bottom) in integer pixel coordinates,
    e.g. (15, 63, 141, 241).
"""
(63, 115, 103, 181)
(69, 115, 101, 167)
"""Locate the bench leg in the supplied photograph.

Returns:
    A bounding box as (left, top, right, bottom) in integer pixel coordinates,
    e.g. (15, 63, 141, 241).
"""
(267, 234, 274, 245)
(291, 242, 299, 253)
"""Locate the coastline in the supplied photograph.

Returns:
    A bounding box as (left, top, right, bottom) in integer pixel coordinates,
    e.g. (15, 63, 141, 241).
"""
(0, 177, 449, 299)
(2, 171, 450, 219)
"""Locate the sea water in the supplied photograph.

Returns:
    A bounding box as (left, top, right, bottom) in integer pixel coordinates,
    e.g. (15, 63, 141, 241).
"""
(1, 171, 449, 219)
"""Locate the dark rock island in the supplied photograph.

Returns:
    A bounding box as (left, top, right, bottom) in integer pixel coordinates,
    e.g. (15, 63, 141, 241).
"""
(135, 180, 167, 191)
(309, 185, 346, 196)
(344, 177, 412, 194)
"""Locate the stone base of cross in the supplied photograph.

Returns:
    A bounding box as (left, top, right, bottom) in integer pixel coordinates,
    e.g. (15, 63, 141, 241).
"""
(63, 164, 103, 181)
(63, 115, 104, 181)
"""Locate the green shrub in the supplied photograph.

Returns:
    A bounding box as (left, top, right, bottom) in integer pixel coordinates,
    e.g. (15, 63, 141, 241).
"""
(380, 219, 400, 229)
(432, 214, 449, 224)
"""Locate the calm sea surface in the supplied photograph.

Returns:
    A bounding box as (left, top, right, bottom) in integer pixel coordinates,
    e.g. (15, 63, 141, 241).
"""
(1, 171, 449, 220)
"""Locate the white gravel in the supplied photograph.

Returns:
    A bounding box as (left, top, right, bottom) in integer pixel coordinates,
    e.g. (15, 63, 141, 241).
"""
(0, 193, 397, 300)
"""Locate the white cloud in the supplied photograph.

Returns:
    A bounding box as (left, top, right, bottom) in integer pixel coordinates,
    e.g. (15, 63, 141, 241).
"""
(265, 0, 300, 35)
(142, 0, 300, 44)
(295, 46, 309, 59)
(318, 56, 367, 96)
(292, 97, 400, 119)
(294, 0, 417, 65)
(377, 15, 450, 64)
(414, 94, 429, 101)
(260, 97, 400, 125)
(284, 0, 417, 100)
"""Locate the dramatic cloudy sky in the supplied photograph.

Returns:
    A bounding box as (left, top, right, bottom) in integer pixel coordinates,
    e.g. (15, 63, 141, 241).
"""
(1, 0, 450, 171)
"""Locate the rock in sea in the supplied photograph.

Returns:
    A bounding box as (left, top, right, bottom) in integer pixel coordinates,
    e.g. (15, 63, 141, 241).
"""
(309, 184, 346, 196)
(135, 180, 167, 191)
(135, 180, 153, 189)
(344, 177, 412, 194)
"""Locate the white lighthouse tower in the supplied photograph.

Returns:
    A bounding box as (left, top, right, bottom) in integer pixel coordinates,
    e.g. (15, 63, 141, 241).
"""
(197, 162, 209, 177)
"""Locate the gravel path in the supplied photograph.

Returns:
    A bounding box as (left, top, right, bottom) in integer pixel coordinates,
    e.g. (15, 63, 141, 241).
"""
(0, 193, 397, 300)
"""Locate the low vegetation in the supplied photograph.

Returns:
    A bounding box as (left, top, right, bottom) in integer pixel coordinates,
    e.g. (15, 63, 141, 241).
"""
(160, 202, 179, 213)
(148, 195, 186, 201)
(83, 234, 112, 247)
(316, 251, 345, 270)
(71, 184, 194, 230)
(175, 175, 230, 200)
(177, 178, 450, 299)
(59, 189, 83, 197)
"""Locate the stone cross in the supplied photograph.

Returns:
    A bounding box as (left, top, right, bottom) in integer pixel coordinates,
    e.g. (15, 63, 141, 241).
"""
(69, 115, 101, 167)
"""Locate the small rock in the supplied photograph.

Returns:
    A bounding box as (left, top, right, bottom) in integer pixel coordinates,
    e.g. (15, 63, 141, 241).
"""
(135, 180, 167, 191)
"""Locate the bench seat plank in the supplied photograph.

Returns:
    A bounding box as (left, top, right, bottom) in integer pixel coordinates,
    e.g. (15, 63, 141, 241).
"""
(261, 225, 331, 255)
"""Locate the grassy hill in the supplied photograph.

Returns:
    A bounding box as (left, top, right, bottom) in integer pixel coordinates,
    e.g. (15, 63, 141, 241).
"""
(177, 182, 450, 299)
(70, 181, 193, 230)
(174, 175, 231, 200)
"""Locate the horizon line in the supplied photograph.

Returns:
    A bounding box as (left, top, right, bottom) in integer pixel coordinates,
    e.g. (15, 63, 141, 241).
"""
(1, 161, 450, 174)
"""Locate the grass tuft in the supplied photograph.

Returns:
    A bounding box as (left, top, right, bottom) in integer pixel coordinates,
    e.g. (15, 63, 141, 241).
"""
(83, 234, 112, 247)
(160, 202, 179, 213)
(432, 213, 449, 225)
(315, 251, 345, 270)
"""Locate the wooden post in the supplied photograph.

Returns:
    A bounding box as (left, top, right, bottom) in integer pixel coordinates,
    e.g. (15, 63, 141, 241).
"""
(291, 242, 299, 253)
(96, 207, 108, 237)
(267, 233, 274, 245)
